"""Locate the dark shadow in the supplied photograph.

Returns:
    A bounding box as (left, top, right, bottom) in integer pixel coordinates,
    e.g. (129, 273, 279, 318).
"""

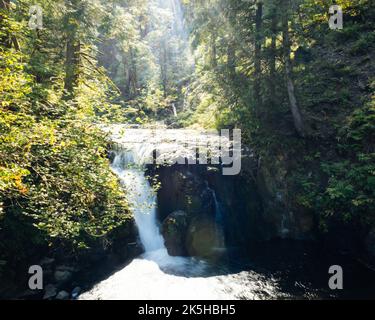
(80, 239, 375, 300)
(170, 239, 375, 299)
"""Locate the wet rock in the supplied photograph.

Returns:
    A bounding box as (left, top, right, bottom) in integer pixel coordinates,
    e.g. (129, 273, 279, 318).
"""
(127, 242, 143, 257)
(43, 284, 57, 300)
(152, 166, 207, 222)
(39, 258, 55, 282)
(162, 210, 189, 256)
(56, 290, 70, 300)
(54, 270, 72, 284)
(186, 216, 218, 258)
(108, 150, 116, 163)
(71, 287, 81, 299)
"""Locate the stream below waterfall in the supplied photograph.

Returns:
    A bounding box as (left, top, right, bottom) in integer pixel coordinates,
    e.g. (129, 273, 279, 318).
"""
(79, 128, 375, 300)
(80, 148, 279, 300)
(80, 151, 275, 300)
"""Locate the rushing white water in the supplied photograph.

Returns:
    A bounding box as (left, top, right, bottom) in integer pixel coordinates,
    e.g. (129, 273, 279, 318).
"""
(172, 103, 178, 117)
(111, 151, 164, 252)
(79, 129, 280, 300)
(102, 126, 233, 166)
(211, 188, 225, 249)
(79, 246, 278, 300)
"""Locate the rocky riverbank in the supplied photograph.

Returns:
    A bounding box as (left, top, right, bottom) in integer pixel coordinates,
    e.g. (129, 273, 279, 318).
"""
(0, 221, 141, 300)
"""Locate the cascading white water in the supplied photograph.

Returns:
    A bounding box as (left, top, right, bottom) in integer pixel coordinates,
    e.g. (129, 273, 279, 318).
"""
(212, 190, 225, 248)
(111, 151, 164, 252)
(172, 103, 178, 117)
(204, 182, 225, 249)
(79, 128, 279, 300)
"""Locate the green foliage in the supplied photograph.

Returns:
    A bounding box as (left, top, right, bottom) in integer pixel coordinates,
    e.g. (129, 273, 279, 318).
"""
(181, 0, 375, 234)
(0, 0, 132, 277)
(24, 121, 131, 247)
(1, 0, 374, 282)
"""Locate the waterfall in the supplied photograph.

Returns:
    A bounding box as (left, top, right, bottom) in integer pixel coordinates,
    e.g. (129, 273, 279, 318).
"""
(172, 103, 178, 117)
(80, 128, 281, 300)
(204, 182, 225, 249)
(212, 190, 225, 248)
(111, 151, 165, 252)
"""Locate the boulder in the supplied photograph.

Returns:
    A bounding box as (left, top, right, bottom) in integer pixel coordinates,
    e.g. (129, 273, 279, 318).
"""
(54, 270, 72, 284)
(43, 284, 57, 300)
(71, 286, 81, 299)
(162, 211, 189, 256)
(186, 217, 219, 258)
(56, 290, 70, 300)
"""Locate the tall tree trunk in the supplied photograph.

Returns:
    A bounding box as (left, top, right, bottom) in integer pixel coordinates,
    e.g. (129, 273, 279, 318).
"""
(0, 0, 11, 47)
(226, 5, 236, 80)
(129, 48, 138, 98)
(64, 31, 80, 98)
(211, 30, 217, 68)
(254, 1, 263, 113)
(160, 41, 168, 98)
(64, 0, 80, 99)
(269, 7, 277, 104)
(0, 0, 20, 50)
(282, 4, 307, 137)
(123, 56, 130, 98)
(227, 39, 236, 79)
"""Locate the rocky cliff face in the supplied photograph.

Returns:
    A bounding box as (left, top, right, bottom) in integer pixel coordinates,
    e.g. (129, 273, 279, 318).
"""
(142, 157, 272, 257)
(256, 152, 375, 268)
(256, 154, 315, 241)
(147, 149, 319, 259)
(148, 164, 226, 258)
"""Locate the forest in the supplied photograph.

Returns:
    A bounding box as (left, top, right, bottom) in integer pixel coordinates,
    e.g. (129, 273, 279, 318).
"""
(0, 0, 374, 300)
